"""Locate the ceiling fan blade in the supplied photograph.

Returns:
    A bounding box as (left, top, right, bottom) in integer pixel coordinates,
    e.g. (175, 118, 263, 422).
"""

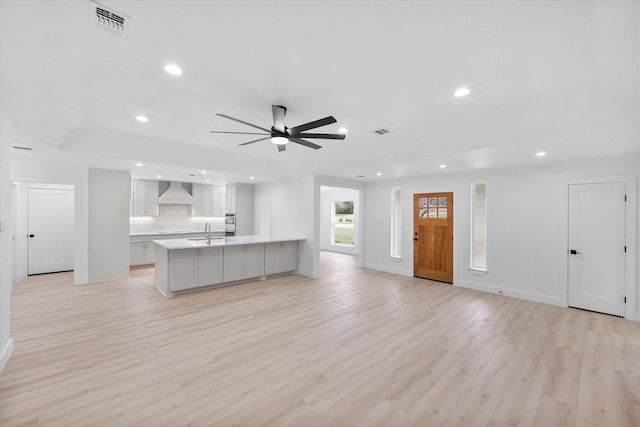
(209, 131, 269, 135)
(289, 116, 337, 135)
(289, 137, 322, 150)
(239, 136, 271, 146)
(294, 133, 346, 140)
(216, 113, 271, 133)
(272, 105, 286, 133)
(277, 144, 286, 152)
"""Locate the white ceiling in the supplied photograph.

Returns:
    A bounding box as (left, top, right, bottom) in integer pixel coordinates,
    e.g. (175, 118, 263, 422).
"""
(1, 0, 638, 184)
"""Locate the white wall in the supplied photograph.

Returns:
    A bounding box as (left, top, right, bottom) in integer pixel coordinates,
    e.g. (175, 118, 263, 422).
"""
(255, 176, 317, 277)
(0, 113, 14, 372)
(363, 154, 639, 319)
(88, 168, 130, 282)
(320, 186, 360, 255)
(11, 158, 90, 285)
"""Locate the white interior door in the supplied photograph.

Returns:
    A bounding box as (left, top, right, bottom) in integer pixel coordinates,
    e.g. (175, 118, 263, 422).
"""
(28, 188, 74, 275)
(568, 182, 626, 316)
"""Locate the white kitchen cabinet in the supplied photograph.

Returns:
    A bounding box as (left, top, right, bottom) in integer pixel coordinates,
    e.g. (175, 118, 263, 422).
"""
(223, 243, 264, 282)
(130, 236, 157, 266)
(265, 241, 298, 275)
(131, 179, 159, 217)
(169, 246, 223, 292)
(226, 183, 254, 235)
(225, 184, 236, 214)
(192, 184, 225, 217)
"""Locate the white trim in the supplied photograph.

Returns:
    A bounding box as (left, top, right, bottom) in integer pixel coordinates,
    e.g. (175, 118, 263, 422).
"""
(296, 268, 319, 279)
(0, 337, 14, 373)
(456, 280, 562, 307)
(81, 275, 130, 285)
(365, 262, 412, 277)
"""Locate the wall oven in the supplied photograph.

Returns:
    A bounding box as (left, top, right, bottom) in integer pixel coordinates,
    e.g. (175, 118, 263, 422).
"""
(225, 213, 236, 236)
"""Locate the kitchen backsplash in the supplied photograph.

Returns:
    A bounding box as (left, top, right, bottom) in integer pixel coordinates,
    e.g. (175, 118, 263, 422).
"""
(130, 205, 225, 233)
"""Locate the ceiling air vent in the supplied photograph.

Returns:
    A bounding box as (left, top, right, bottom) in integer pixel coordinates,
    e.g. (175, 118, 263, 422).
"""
(90, 1, 129, 35)
(374, 129, 390, 135)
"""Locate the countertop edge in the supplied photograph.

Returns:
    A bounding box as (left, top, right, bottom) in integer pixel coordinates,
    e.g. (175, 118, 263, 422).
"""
(153, 236, 305, 249)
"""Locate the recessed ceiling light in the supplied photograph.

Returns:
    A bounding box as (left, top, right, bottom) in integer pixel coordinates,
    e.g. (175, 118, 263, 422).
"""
(249, 176, 255, 180)
(376, 172, 382, 176)
(206, 179, 211, 183)
(454, 87, 470, 97)
(164, 63, 182, 76)
(135, 162, 143, 167)
(136, 115, 149, 122)
(440, 164, 447, 169)
(200, 170, 206, 175)
(156, 175, 162, 178)
(338, 127, 348, 134)
(536, 151, 546, 157)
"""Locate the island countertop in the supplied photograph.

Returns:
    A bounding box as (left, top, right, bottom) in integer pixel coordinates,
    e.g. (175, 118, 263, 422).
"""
(153, 235, 305, 250)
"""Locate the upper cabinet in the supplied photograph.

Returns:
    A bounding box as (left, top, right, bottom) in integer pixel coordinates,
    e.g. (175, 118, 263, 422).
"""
(131, 179, 159, 217)
(192, 184, 225, 217)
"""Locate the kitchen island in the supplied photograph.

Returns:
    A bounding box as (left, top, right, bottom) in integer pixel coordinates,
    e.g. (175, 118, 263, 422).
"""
(154, 235, 303, 296)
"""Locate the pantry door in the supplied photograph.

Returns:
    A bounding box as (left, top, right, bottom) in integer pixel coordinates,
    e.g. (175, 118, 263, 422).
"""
(28, 187, 74, 275)
(413, 192, 453, 283)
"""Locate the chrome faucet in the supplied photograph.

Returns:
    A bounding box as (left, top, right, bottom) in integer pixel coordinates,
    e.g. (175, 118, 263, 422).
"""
(204, 223, 211, 245)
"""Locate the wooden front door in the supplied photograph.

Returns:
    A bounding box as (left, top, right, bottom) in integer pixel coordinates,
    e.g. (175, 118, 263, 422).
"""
(413, 192, 453, 283)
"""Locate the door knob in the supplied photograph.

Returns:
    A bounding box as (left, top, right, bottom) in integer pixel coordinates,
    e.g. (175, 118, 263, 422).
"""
(28, 234, 35, 238)
(413, 238, 418, 241)
(569, 249, 582, 255)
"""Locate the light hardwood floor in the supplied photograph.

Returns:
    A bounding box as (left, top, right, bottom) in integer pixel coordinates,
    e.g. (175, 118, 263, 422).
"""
(1, 251, 639, 426)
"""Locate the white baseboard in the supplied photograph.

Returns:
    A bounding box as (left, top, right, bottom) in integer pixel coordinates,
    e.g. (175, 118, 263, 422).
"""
(456, 280, 562, 307)
(80, 275, 129, 285)
(364, 263, 412, 277)
(0, 338, 14, 374)
(297, 268, 319, 279)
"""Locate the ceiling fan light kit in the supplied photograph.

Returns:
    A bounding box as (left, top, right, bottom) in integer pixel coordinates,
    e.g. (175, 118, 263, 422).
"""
(210, 105, 346, 152)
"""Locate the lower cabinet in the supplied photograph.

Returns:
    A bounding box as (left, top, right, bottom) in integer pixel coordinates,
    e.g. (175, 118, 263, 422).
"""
(130, 239, 156, 266)
(265, 241, 298, 275)
(223, 244, 265, 282)
(169, 247, 223, 292)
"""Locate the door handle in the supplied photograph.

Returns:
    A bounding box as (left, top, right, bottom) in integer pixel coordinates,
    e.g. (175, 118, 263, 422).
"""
(569, 249, 582, 255)
(28, 234, 35, 238)
(413, 238, 418, 241)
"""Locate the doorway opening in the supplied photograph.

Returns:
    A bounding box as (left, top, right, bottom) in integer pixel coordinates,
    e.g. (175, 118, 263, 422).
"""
(320, 186, 360, 257)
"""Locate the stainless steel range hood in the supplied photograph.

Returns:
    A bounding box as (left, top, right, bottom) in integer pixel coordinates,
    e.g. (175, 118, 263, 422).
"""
(158, 181, 195, 205)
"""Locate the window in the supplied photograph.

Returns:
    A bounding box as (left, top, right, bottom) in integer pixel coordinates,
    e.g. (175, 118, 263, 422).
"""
(332, 201, 354, 246)
(471, 181, 487, 270)
(390, 187, 401, 258)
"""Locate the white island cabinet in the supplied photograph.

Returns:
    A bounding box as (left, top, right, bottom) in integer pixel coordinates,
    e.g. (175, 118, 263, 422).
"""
(154, 236, 302, 296)
(169, 247, 223, 292)
(265, 241, 298, 275)
(223, 244, 265, 282)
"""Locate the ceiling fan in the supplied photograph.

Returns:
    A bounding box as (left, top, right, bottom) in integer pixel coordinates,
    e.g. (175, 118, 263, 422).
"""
(209, 105, 346, 152)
